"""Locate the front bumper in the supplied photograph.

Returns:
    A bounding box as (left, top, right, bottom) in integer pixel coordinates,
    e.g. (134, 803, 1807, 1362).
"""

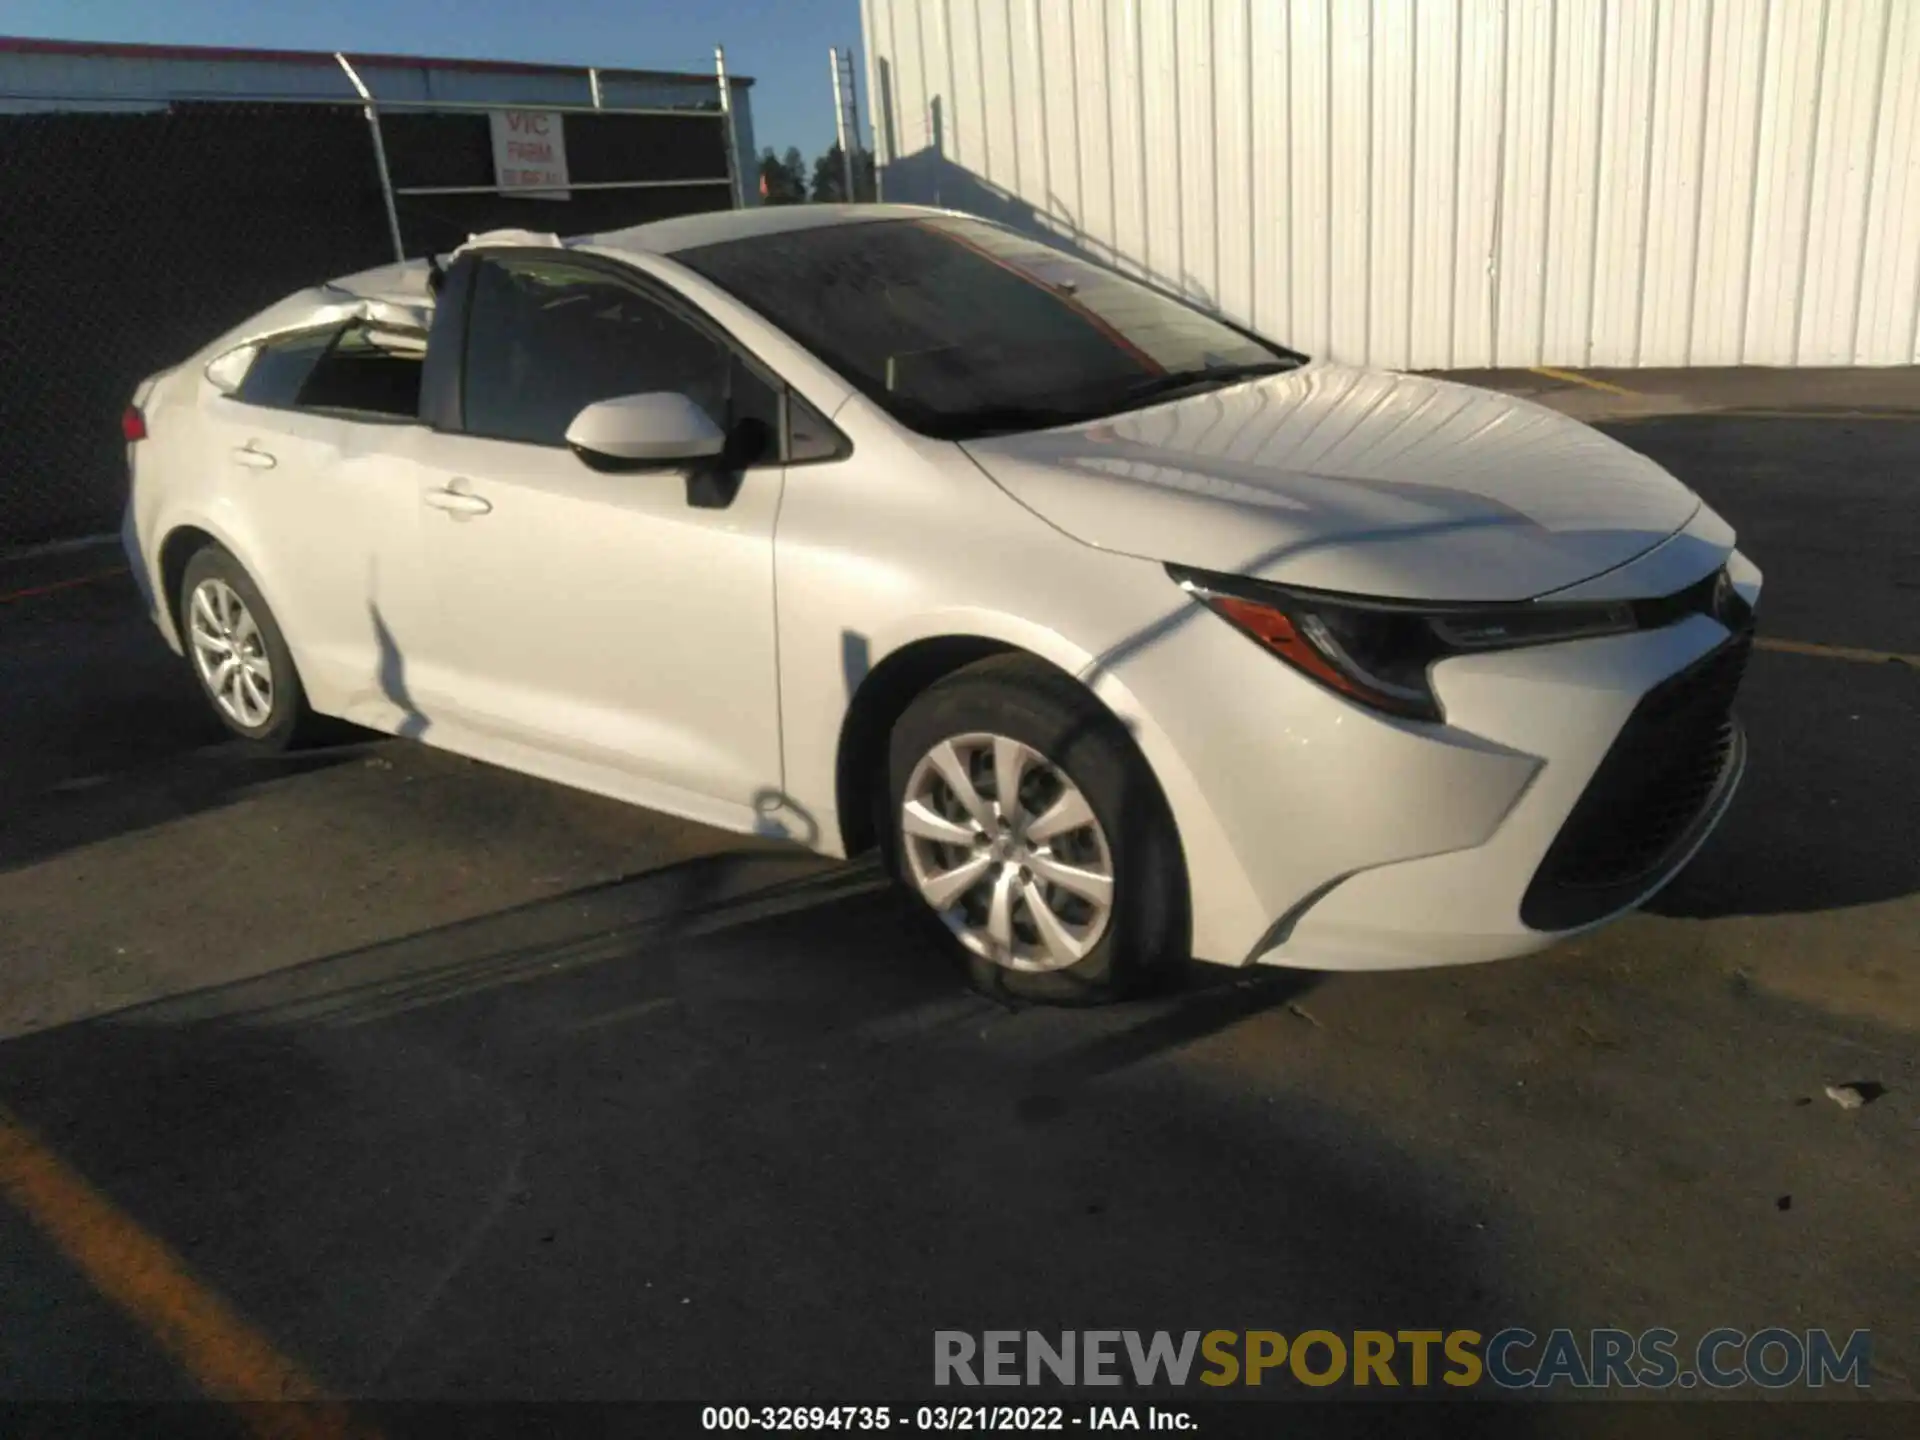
(1518, 629, 1750, 931)
(1247, 554, 1761, 972)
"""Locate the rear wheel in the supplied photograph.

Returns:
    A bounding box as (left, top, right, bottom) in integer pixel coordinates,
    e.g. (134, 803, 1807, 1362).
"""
(886, 657, 1188, 1004)
(179, 546, 318, 752)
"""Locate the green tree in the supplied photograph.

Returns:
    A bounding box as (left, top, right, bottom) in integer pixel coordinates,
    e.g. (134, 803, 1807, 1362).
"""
(780, 147, 808, 201)
(757, 147, 807, 205)
(810, 144, 877, 203)
(809, 146, 843, 203)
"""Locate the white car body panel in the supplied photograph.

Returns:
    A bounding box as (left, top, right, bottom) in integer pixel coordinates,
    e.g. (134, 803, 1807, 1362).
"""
(1545, 500, 1742, 603)
(960, 362, 1699, 602)
(401, 427, 785, 832)
(1270, 614, 1739, 968)
(756, 393, 1283, 960)
(211, 404, 434, 705)
(123, 206, 1762, 974)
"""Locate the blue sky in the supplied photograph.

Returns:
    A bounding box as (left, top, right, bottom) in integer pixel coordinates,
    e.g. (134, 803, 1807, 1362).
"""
(2, 0, 865, 159)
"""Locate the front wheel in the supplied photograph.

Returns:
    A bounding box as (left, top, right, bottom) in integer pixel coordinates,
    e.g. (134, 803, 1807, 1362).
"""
(886, 657, 1189, 1004)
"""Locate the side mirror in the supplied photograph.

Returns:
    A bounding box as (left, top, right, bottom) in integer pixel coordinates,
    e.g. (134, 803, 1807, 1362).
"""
(564, 392, 726, 466)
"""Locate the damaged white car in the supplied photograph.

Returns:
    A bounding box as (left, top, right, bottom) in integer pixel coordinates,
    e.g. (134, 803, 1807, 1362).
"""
(121, 204, 1760, 1002)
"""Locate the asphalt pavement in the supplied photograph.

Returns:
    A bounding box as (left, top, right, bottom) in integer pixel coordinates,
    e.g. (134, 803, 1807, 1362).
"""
(0, 369, 1915, 1422)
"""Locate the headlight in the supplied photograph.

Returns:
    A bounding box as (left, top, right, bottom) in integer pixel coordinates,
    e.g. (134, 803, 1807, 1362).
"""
(1169, 566, 1640, 722)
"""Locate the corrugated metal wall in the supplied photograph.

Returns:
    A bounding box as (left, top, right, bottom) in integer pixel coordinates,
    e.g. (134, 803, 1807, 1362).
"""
(861, 0, 1920, 368)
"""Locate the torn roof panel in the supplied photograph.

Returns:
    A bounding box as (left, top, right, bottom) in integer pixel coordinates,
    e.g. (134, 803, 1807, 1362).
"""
(323, 257, 436, 310)
(193, 208, 954, 370)
(193, 273, 434, 366)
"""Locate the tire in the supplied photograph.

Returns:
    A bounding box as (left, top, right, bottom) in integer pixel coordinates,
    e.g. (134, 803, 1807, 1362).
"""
(885, 655, 1189, 1004)
(177, 545, 319, 752)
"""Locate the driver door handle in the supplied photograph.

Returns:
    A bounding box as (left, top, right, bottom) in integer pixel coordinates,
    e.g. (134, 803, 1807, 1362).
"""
(423, 486, 493, 517)
(231, 443, 277, 470)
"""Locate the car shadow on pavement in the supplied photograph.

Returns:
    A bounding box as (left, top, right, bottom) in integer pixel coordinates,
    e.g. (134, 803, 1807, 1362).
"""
(0, 852, 1529, 1406)
(1646, 651, 1919, 920)
(1604, 412, 1920, 920)
(0, 572, 365, 876)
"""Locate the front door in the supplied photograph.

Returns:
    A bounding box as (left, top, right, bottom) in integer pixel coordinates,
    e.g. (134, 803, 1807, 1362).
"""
(413, 252, 785, 832)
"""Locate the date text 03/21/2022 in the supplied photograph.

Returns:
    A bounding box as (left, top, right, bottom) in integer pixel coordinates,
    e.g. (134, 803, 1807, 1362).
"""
(701, 1405, 1188, 1432)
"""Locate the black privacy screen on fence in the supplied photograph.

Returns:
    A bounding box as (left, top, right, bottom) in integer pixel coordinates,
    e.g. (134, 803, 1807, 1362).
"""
(0, 100, 734, 548)
(382, 109, 732, 253)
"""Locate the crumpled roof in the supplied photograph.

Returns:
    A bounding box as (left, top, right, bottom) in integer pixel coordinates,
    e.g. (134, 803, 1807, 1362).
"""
(321, 229, 565, 315)
(184, 228, 591, 379)
(447, 228, 563, 260)
(194, 261, 435, 363)
(205, 213, 950, 372)
(323, 256, 437, 314)
(224, 229, 570, 348)
(205, 213, 942, 365)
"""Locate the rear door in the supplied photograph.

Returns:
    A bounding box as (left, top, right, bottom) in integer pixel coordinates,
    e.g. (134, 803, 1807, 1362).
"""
(409, 252, 787, 831)
(200, 323, 438, 726)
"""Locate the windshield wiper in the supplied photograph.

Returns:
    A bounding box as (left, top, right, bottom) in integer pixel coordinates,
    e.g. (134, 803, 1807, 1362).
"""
(932, 359, 1303, 439)
(1121, 360, 1301, 405)
(932, 403, 1098, 439)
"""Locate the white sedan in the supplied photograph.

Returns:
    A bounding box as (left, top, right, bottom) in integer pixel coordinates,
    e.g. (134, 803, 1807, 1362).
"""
(121, 204, 1760, 1002)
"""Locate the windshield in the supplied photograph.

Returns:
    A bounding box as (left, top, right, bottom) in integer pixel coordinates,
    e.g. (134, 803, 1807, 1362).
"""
(675, 217, 1303, 440)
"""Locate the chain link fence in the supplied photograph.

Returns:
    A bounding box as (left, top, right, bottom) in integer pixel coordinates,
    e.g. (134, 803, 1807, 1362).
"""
(383, 107, 734, 256)
(1, 94, 736, 549)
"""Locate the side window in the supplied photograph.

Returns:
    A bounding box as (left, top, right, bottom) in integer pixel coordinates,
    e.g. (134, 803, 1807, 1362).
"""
(460, 256, 779, 462)
(787, 390, 850, 463)
(235, 328, 337, 409)
(726, 353, 780, 467)
(232, 323, 425, 421)
(297, 325, 426, 419)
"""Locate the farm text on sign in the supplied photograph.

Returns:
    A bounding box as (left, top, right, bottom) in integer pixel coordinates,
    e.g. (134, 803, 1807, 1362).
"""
(489, 110, 570, 200)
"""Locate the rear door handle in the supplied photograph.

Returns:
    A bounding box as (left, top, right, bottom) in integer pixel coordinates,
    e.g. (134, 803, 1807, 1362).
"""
(231, 444, 276, 470)
(423, 486, 493, 517)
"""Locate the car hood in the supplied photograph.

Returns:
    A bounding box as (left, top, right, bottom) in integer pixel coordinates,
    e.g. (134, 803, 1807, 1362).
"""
(959, 362, 1699, 601)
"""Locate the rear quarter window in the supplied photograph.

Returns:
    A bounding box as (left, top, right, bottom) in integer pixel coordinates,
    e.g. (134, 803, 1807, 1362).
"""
(230, 324, 424, 421)
(234, 328, 338, 409)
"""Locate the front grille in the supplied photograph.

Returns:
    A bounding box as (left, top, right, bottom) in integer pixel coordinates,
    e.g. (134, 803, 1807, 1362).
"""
(1521, 627, 1752, 931)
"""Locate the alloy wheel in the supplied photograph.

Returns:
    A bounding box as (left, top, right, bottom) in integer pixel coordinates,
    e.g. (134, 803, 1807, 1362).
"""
(188, 577, 275, 729)
(900, 732, 1115, 972)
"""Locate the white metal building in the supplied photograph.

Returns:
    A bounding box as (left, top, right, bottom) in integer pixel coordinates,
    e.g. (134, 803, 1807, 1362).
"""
(861, 0, 1920, 369)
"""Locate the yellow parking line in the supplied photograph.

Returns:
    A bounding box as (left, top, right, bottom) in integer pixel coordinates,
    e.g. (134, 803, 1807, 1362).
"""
(1530, 365, 1639, 396)
(0, 1105, 369, 1439)
(1757, 636, 1919, 667)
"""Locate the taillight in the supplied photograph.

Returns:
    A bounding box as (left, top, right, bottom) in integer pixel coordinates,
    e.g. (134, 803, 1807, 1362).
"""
(122, 406, 147, 442)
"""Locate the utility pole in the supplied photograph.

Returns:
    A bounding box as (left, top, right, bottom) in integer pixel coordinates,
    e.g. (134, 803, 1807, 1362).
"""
(715, 45, 743, 208)
(335, 53, 405, 261)
(830, 47, 860, 201)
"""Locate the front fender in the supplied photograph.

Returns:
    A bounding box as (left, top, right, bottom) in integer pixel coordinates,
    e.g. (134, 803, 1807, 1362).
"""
(833, 604, 1271, 966)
